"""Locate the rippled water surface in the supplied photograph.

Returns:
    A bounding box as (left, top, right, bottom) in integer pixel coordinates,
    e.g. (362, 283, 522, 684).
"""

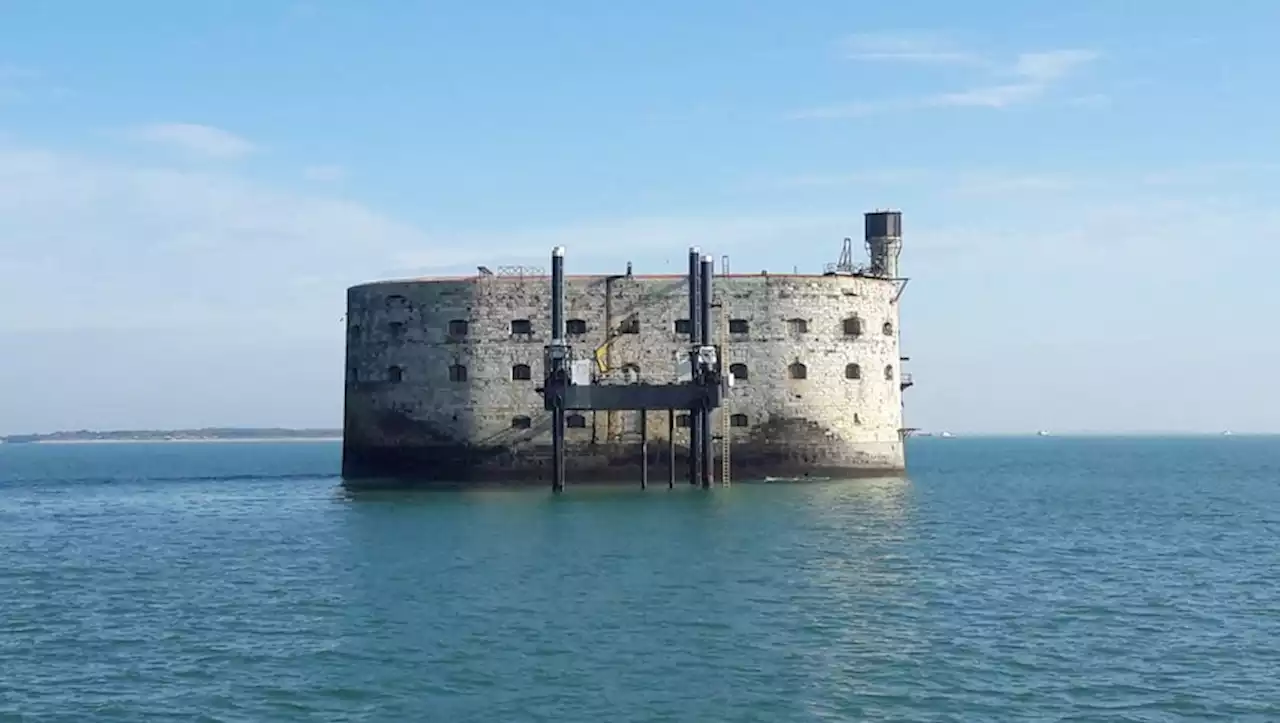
(2, 437, 1279, 721)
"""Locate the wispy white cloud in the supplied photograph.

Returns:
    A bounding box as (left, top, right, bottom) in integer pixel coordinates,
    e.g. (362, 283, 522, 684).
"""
(0, 142, 417, 331)
(1012, 49, 1098, 83)
(787, 98, 915, 119)
(0, 138, 866, 331)
(839, 31, 981, 65)
(930, 49, 1100, 109)
(4, 127, 1272, 337)
(303, 164, 346, 182)
(125, 122, 257, 159)
(791, 40, 1101, 119)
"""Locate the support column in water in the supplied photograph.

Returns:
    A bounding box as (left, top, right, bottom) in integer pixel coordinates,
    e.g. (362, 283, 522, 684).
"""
(699, 254, 715, 489)
(550, 245, 567, 493)
(639, 411, 648, 489)
(668, 409, 676, 489)
(687, 247, 702, 486)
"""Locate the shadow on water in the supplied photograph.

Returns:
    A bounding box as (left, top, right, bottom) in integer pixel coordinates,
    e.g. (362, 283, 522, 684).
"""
(336, 473, 914, 510)
(338, 477, 725, 507)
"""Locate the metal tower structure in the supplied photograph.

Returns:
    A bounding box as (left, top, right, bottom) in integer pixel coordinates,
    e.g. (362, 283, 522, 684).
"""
(541, 247, 726, 492)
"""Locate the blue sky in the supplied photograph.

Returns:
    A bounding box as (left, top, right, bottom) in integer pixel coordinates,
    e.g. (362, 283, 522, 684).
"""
(2, 0, 1278, 435)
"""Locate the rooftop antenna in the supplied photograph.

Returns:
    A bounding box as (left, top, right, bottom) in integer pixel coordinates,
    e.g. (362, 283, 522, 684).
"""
(837, 237, 855, 272)
(823, 237, 858, 275)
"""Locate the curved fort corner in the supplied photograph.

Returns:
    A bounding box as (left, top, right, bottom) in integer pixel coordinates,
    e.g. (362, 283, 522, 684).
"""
(342, 210, 910, 483)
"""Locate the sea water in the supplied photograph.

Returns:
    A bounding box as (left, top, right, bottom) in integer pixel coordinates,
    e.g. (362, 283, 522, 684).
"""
(1, 436, 1278, 721)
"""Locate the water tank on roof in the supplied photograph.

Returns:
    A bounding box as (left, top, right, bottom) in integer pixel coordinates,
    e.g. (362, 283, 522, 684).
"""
(864, 210, 903, 278)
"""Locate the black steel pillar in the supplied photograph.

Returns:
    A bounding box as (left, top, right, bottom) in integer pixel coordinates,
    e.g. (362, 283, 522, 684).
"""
(552, 248, 566, 342)
(552, 407, 565, 492)
(699, 254, 714, 489)
(687, 247, 702, 486)
(639, 411, 648, 489)
(551, 245, 567, 493)
(668, 409, 675, 489)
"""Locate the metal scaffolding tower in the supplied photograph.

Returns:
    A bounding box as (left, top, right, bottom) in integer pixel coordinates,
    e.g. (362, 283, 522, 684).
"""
(541, 246, 726, 492)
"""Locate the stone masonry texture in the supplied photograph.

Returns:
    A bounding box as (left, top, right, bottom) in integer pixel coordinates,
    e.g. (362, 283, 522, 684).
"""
(342, 271, 906, 484)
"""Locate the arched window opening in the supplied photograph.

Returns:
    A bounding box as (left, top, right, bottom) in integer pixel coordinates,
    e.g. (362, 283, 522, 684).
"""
(843, 316, 864, 336)
(788, 362, 807, 380)
(884, 365, 895, 381)
(730, 413, 749, 427)
(787, 318, 808, 334)
(729, 363, 749, 382)
(511, 416, 532, 429)
(567, 413, 587, 428)
(384, 294, 407, 309)
(621, 364, 641, 383)
(882, 321, 894, 336)
(511, 364, 532, 381)
(449, 364, 467, 382)
(388, 365, 404, 383)
(845, 363, 862, 380)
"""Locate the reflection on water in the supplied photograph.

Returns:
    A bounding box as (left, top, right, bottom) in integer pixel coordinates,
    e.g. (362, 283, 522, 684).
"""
(333, 473, 929, 719)
(5, 438, 1280, 720)
(800, 475, 913, 521)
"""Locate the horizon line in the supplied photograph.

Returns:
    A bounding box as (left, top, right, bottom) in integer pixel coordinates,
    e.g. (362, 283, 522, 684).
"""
(3, 427, 1277, 440)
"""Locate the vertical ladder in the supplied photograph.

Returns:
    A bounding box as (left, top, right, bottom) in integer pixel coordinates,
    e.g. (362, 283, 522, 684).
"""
(719, 290, 731, 487)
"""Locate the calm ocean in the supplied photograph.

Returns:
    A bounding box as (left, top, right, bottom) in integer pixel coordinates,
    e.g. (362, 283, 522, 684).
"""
(1, 436, 1277, 721)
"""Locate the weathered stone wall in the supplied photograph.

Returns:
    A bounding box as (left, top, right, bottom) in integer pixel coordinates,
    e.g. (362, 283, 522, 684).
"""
(342, 271, 906, 482)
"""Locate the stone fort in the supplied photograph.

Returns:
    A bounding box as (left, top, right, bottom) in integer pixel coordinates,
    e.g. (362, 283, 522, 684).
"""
(342, 211, 910, 483)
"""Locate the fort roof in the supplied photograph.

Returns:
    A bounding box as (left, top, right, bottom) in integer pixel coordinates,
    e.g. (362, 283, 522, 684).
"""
(351, 272, 892, 289)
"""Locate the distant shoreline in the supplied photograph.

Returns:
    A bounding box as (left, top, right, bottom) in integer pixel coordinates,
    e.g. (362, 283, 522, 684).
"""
(8, 437, 342, 445)
(1, 428, 344, 445)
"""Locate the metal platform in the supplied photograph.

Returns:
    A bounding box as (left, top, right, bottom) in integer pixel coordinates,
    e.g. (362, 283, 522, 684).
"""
(540, 246, 724, 492)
